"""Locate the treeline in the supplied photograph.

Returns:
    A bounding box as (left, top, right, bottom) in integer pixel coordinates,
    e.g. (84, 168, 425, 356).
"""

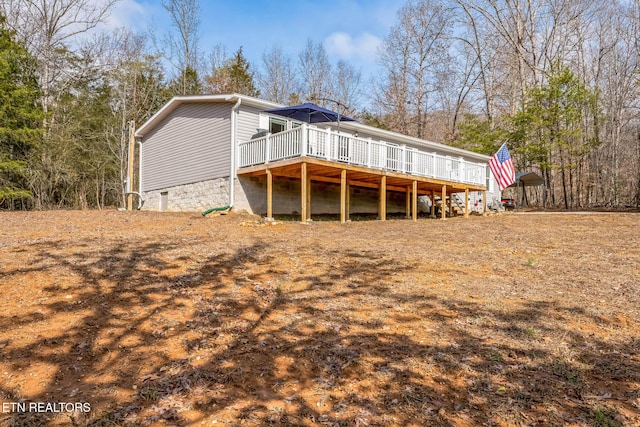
(0, 0, 638, 210)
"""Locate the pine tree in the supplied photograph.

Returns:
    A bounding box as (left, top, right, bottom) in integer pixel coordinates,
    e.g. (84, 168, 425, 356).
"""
(206, 47, 259, 96)
(229, 47, 259, 97)
(0, 16, 43, 207)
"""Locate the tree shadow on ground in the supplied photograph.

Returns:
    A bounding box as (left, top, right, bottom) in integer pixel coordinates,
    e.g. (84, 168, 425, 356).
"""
(0, 234, 638, 426)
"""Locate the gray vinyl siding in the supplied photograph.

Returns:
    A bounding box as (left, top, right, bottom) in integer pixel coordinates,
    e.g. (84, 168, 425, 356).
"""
(141, 103, 231, 192)
(236, 105, 263, 143)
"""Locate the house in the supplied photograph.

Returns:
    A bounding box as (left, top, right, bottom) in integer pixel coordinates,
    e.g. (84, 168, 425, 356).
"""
(134, 93, 501, 221)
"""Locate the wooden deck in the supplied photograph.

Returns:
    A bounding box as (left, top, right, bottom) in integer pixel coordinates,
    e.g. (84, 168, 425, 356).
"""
(237, 156, 487, 222)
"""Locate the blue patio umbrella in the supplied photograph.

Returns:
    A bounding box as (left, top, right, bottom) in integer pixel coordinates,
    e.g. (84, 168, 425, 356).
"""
(264, 103, 356, 124)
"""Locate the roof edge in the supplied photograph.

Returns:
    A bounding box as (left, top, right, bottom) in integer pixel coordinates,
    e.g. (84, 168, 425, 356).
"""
(135, 93, 284, 138)
(134, 93, 491, 161)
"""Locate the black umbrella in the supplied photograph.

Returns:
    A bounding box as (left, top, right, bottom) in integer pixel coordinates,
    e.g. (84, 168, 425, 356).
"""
(264, 103, 356, 124)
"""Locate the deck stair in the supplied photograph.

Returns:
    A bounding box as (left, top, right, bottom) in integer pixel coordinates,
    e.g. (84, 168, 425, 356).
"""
(452, 193, 466, 216)
(431, 194, 466, 217)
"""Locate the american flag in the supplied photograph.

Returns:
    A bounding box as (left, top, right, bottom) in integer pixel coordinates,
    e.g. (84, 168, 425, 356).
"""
(488, 144, 515, 191)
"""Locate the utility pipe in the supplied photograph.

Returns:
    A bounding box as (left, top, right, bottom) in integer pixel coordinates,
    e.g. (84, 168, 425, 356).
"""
(138, 140, 142, 194)
(229, 96, 242, 209)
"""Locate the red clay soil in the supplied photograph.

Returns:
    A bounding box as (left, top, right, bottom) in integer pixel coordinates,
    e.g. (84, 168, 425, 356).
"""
(0, 210, 638, 426)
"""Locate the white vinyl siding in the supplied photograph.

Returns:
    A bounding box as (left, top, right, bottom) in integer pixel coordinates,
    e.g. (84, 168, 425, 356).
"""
(141, 103, 231, 192)
(236, 105, 263, 142)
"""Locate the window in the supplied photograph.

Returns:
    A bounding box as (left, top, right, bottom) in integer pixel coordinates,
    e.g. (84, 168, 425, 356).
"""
(269, 117, 286, 134)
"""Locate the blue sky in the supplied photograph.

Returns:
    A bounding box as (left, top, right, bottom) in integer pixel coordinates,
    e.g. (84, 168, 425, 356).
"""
(104, 0, 403, 79)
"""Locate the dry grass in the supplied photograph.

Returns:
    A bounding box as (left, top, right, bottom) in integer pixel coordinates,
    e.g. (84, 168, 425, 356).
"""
(0, 210, 638, 426)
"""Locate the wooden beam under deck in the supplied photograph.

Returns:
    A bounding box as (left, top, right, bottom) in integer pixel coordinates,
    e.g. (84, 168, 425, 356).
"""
(441, 185, 447, 220)
(266, 168, 273, 219)
(464, 188, 470, 218)
(238, 156, 486, 219)
(340, 169, 347, 223)
(483, 190, 487, 214)
(301, 162, 308, 222)
(405, 186, 411, 218)
(412, 180, 418, 221)
(238, 156, 485, 193)
(380, 176, 387, 221)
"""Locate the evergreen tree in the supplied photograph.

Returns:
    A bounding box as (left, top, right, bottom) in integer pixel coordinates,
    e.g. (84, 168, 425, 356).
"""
(507, 65, 599, 208)
(0, 16, 43, 207)
(206, 47, 259, 96)
(168, 66, 202, 96)
(229, 47, 259, 97)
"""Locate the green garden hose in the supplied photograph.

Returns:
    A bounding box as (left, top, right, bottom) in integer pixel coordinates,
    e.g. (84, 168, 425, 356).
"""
(202, 205, 231, 217)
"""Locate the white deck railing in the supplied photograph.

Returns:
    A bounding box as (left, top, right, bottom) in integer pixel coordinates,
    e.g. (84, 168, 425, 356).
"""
(238, 124, 487, 186)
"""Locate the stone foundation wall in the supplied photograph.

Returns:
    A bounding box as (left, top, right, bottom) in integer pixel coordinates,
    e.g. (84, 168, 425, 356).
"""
(235, 175, 431, 216)
(142, 178, 230, 212)
(141, 175, 488, 216)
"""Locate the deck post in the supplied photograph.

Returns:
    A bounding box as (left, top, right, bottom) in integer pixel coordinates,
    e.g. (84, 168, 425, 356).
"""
(346, 180, 350, 222)
(306, 175, 311, 221)
(380, 175, 387, 221)
(340, 169, 347, 223)
(301, 162, 308, 222)
(265, 133, 271, 163)
(412, 180, 418, 221)
(301, 123, 308, 157)
(441, 185, 447, 219)
(401, 145, 407, 173)
(266, 168, 273, 219)
(325, 128, 332, 160)
(430, 190, 435, 218)
(464, 188, 469, 218)
(448, 192, 453, 217)
(483, 190, 487, 214)
(405, 186, 411, 218)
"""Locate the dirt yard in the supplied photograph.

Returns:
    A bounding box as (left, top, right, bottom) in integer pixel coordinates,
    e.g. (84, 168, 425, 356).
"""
(0, 210, 638, 427)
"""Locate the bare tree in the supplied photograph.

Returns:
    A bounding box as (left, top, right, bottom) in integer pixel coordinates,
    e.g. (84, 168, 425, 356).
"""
(586, 1, 640, 206)
(330, 60, 362, 116)
(298, 39, 332, 104)
(376, 0, 454, 139)
(257, 45, 298, 104)
(0, 0, 118, 130)
(161, 0, 202, 95)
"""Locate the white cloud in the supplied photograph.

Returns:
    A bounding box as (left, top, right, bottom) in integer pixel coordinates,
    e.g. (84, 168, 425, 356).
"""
(103, 0, 154, 32)
(324, 32, 382, 62)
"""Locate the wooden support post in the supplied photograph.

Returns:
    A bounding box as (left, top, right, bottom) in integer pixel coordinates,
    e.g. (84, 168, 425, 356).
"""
(301, 162, 307, 222)
(405, 186, 411, 218)
(306, 175, 311, 221)
(441, 185, 447, 219)
(345, 180, 350, 222)
(412, 180, 418, 221)
(430, 190, 435, 217)
(126, 120, 135, 210)
(380, 176, 387, 221)
(266, 169, 273, 219)
(483, 190, 487, 214)
(448, 192, 453, 217)
(340, 169, 347, 223)
(464, 188, 470, 218)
